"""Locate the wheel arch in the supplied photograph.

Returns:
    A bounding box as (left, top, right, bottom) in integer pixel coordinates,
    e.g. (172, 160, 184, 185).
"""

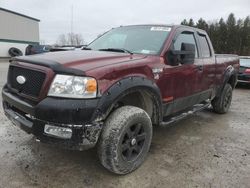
(91, 76, 163, 125)
(217, 65, 237, 97)
(227, 73, 237, 89)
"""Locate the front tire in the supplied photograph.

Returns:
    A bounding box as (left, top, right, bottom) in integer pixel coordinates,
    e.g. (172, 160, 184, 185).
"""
(98, 106, 152, 174)
(212, 83, 233, 114)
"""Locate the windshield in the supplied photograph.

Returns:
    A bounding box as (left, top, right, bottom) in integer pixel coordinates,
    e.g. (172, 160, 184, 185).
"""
(88, 25, 171, 55)
(240, 58, 250, 67)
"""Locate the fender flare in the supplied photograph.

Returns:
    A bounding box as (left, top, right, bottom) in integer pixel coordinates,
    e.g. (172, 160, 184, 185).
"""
(217, 65, 237, 96)
(91, 76, 163, 125)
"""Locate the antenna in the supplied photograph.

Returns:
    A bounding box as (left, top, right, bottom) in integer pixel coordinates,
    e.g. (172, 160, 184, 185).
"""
(70, 5, 73, 45)
(71, 5, 73, 34)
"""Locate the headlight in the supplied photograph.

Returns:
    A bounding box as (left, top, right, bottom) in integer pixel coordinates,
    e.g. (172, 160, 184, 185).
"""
(48, 75, 97, 98)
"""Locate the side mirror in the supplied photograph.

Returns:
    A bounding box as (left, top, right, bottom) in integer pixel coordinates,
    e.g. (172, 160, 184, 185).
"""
(167, 43, 195, 66)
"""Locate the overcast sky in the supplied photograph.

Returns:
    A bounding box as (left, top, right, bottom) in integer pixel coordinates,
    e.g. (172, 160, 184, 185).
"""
(1, 0, 249, 44)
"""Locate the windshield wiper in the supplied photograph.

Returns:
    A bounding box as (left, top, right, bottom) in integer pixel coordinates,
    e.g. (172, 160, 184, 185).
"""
(82, 47, 92, 50)
(98, 48, 133, 55)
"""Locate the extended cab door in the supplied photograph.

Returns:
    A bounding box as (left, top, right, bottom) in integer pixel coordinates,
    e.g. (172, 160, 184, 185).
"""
(195, 32, 216, 96)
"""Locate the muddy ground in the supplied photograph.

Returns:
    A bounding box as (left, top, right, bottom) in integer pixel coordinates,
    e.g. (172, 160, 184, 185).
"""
(0, 62, 249, 188)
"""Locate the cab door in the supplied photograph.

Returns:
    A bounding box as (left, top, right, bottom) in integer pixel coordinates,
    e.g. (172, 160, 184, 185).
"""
(160, 30, 202, 114)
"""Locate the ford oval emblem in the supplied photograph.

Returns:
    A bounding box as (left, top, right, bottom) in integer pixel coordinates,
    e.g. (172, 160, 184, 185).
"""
(16, 75, 26, 84)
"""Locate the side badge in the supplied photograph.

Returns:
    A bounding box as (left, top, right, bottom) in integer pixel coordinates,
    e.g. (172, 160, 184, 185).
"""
(152, 68, 163, 80)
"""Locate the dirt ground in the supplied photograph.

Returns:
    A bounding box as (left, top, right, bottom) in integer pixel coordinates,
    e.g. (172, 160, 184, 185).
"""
(0, 62, 249, 188)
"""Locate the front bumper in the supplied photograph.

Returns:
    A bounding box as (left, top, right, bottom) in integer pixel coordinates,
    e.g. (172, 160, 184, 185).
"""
(2, 87, 102, 151)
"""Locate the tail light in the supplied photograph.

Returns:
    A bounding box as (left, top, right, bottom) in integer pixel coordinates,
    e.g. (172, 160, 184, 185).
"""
(245, 69, 250, 74)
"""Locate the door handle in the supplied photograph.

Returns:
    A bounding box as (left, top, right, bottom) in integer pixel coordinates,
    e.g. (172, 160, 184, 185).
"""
(196, 65, 203, 71)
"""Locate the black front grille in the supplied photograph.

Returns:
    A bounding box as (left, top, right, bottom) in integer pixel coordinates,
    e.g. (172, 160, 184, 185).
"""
(7, 65, 46, 98)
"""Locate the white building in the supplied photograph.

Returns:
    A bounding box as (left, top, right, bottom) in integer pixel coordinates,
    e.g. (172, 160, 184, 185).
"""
(0, 7, 40, 58)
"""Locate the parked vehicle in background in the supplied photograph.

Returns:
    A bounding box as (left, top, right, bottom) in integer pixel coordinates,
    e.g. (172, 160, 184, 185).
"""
(49, 46, 75, 52)
(25, 45, 51, 55)
(49, 45, 86, 52)
(238, 56, 250, 84)
(2, 25, 239, 174)
(25, 45, 86, 54)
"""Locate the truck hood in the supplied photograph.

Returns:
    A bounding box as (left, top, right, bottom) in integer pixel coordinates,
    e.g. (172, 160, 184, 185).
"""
(14, 50, 147, 72)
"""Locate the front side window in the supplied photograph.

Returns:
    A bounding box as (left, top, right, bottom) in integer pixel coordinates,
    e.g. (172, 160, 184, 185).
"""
(174, 32, 198, 58)
(88, 26, 171, 55)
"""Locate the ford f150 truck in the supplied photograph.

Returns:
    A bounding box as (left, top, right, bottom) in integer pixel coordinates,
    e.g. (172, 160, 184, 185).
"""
(2, 25, 239, 174)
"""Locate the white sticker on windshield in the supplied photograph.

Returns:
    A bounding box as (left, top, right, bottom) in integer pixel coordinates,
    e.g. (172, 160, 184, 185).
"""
(150, 27, 171, 32)
(141, 50, 151, 54)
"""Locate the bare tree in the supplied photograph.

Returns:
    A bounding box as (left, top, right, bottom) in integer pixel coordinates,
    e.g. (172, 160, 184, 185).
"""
(39, 40, 46, 45)
(56, 34, 67, 46)
(56, 33, 85, 46)
(74, 33, 84, 46)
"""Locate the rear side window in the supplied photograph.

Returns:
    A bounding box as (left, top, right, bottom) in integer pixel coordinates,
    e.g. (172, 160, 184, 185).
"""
(174, 32, 198, 58)
(198, 34, 211, 58)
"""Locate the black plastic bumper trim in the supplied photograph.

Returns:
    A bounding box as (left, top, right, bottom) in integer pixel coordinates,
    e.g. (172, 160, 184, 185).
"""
(3, 104, 101, 151)
(2, 89, 35, 115)
(4, 108, 33, 133)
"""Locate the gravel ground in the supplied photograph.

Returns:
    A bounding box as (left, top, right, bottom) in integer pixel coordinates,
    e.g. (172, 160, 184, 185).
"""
(0, 62, 249, 188)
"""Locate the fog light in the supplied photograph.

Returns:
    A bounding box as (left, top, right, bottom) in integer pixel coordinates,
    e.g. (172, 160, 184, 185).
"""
(44, 124, 72, 139)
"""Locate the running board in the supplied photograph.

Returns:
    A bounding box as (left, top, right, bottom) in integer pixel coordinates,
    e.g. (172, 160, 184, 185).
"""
(160, 101, 211, 127)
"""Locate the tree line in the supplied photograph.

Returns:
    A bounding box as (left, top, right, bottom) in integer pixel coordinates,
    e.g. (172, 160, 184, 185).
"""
(181, 13, 250, 56)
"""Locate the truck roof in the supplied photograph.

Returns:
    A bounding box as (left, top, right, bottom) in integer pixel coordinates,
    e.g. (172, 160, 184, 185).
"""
(119, 24, 207, 34)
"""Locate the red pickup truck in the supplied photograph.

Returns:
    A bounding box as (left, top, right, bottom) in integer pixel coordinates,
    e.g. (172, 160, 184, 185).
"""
(2, 25, 239, 174)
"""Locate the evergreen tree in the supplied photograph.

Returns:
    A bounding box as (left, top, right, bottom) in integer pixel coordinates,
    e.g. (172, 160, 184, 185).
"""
(181, 19, 189, 25)
(236, 19, 243, 54)
(208, 23, 219, 53)
(180, 13, 250, 55)
(188, 19, 195, 27)
(242, 16, 250, 55)
(218, 18, 228, 53)
(196, 18, 209, 31)
(226, 13, 237, 54)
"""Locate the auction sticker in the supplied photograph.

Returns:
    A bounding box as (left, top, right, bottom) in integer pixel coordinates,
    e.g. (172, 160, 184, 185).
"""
(150, 27, 171, 32)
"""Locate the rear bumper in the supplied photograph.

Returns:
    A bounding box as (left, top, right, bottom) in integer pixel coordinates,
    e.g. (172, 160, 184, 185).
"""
(237, 80, 250, 83)
(238, 74, 250, 84)
(2, 87, 102, 151)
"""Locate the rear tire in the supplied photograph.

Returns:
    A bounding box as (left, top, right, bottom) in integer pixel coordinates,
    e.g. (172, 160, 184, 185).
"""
(98, 106, 152, 174)
(212, 83, 233, 114)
